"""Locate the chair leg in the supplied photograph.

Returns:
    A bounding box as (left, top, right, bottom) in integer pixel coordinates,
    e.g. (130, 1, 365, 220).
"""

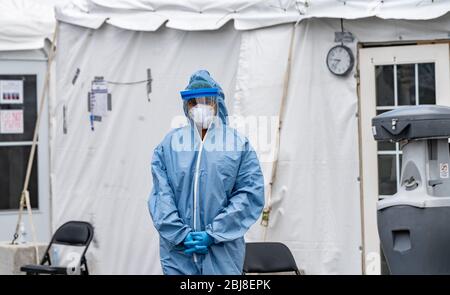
(81, 259, 89, 275)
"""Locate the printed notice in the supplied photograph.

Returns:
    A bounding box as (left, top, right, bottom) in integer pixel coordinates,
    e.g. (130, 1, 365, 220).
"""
(90, 79, 108, 117)
(0, 109, 24, 134)
(91, 92, 108, 117)
(0, 80, 23, 104)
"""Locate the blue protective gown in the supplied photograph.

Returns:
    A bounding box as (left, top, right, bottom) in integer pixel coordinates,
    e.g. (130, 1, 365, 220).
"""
(148, 70, 265, 275)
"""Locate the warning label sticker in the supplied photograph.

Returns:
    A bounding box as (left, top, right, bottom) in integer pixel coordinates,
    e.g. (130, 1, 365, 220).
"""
(440, 163, 449, 179)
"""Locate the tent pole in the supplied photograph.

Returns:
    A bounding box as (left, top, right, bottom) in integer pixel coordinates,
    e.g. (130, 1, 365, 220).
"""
(262, 23, 297, 241)
(10, 23, 59, 264)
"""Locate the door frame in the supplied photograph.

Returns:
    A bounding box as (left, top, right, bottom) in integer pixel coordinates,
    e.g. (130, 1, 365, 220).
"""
(0, 49, 50, 242)
(358, 43, 450, 274)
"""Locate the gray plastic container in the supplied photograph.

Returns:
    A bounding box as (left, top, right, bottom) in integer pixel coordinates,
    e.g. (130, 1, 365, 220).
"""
(378, 205, 450, 274)
(372, 105, 450, 142)
(373, 105, 450, 274)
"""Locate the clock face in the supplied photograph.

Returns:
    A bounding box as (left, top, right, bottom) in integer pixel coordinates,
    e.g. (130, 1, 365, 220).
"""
(326, 45, 354, 76)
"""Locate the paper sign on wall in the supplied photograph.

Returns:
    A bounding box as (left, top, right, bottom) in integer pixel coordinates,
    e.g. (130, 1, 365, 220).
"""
(88, 77, 112, 131)
(0, 80, 23, 104)
(0, 109, 24, 134)
(91, 91, 108, 117)
(90, 78, 109, 117)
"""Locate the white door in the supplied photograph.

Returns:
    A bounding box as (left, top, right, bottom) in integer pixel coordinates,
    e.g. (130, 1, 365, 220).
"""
(359, 43, 450, 274)
(0, 52, 50, 242)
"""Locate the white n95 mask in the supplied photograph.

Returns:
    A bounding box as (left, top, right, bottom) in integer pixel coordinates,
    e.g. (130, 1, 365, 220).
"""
(189, 104, 215, 129)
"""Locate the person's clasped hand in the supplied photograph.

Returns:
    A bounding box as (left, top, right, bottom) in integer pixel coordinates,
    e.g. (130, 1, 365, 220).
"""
(183, 231, 213, 255)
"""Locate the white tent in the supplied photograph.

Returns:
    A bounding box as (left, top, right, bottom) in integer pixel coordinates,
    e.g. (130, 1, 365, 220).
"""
(46, 0, 450, 274)
(0, 0, 66, 51)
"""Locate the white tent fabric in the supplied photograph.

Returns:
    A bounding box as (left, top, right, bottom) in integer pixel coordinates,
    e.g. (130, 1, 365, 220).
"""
(0, 0, 68, 51)
(269, 21, 361, 275)
(51, 1, 450, 275)
(55, 0, 450, 31)
(230, 24, 292, 244)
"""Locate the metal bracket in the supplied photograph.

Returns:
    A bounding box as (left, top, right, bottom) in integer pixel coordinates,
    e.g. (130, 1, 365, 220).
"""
(335, 31, 354, 43)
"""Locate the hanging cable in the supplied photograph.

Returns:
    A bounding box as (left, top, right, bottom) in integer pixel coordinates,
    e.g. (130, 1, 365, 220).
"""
(105, 68, 153, 101)
(105, 79, 151, 85)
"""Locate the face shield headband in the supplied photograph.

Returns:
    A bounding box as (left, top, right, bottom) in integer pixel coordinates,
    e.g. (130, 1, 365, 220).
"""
(180, 87, 220, 101)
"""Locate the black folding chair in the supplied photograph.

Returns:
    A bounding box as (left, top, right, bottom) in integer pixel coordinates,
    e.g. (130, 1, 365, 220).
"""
(21, 221, 94, 275)
(243, 242, 302, 275)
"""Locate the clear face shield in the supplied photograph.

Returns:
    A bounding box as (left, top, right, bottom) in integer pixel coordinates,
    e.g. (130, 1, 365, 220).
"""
(180, 88, 219, 130)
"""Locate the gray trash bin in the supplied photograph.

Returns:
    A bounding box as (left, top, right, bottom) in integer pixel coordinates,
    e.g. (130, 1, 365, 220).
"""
(372, 105, 450, 274)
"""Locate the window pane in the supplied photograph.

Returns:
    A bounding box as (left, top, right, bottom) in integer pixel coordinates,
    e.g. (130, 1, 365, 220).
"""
(418, 63, 436, 105)
(378, 154, 397, 195)
(376, 110, 395, 151)
(376, 65, 394, 106)
(0, 146, 38, 210)
(397, 64, 415, 106)
(0, 75, 37, 142)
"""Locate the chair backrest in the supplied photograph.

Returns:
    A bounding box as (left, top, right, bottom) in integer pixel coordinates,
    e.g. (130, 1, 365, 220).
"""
(243, 242, 300, 274)
(52, 221, 94, 246)
(38, 221, 94, 273)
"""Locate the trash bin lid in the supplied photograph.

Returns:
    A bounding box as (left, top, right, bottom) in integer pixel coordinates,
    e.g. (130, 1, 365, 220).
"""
(372, 105, 450, 142)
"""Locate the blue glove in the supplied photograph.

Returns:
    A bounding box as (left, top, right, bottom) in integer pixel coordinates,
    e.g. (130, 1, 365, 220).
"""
(184, 245, 208, 255)
(183, 232, 208, 255)
(191, 232, 214, 246)
(184, 232, 194, 244)
(183, 232, 213, 255)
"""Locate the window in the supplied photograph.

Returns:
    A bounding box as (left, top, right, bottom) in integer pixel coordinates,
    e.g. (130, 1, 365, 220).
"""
(0, 75, 38, 210)
(375, 63, 436, 197)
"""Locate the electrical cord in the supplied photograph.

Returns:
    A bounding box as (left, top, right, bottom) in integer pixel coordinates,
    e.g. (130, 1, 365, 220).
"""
(105, 78, 152, 85)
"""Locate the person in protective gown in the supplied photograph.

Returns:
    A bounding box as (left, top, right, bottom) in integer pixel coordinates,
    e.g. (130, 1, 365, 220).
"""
(148, 70, 264, 275)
